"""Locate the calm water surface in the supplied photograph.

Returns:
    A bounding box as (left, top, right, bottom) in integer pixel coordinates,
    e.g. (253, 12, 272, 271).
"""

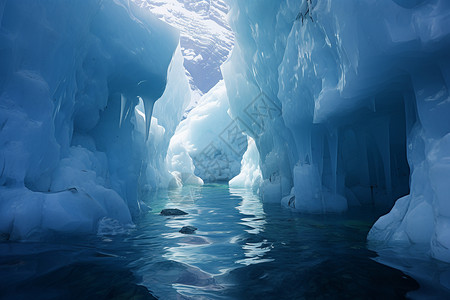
(1, 184, 449, 299)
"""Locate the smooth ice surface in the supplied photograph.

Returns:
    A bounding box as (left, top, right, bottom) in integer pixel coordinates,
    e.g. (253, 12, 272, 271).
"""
(0, 0, 188, 238)
(223, 0, 450, 261)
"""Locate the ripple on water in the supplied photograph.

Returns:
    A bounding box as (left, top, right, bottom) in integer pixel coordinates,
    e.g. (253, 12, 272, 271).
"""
(1, 185, 449, 299)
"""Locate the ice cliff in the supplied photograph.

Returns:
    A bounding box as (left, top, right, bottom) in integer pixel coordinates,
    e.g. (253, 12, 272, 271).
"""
(0, 0, 190, 238)
(222, 0, 450, 262)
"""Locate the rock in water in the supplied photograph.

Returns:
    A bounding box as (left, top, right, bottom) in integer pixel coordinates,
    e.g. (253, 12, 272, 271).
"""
(0, 233, 10, 241)
(179, 226, 197, 234)
(160, 208, 188, 216)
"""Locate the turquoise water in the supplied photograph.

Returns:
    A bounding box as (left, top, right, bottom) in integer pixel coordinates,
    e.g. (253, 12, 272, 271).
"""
(1, 184, 449, 299)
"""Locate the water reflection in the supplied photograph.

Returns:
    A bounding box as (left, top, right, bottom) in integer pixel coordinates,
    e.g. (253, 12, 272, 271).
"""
(231, 188, 274, 266)
(232, 188, 266, 235)
(369, 242, 450, 299)
(1, 185, 447, 299)
(157, 186, 275, 276)
(155, 185, 243, 276)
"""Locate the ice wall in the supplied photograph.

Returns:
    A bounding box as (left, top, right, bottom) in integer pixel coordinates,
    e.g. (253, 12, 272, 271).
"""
(223, 0, 450, 261)
(167, 80, 246, 185)
(222, 8, 297, 202)
(0, 0, 185, 238)
(145, 44, 192, 192)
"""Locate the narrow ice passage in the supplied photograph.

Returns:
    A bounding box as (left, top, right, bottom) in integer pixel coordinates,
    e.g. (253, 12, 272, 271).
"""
(1, 0, 450, 298)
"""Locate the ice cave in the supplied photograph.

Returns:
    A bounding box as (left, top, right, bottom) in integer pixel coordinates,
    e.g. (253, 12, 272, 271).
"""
(1, 0, 450, 299)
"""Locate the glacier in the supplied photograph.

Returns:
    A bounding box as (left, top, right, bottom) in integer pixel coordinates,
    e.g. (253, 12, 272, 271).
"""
(0, 0, 450, 273)
(222, 0, 450, 262)
(0, 0, 190, 238)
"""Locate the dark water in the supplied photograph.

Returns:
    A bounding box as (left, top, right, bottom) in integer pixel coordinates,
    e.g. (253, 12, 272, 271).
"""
(0, 184, 448, 299)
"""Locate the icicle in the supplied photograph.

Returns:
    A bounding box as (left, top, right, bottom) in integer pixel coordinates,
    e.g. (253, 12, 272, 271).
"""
(52, 96, 62, 122)
(119, 94, 127, 128)
(51, 79, 66, 122)
(356, 129, 370, 188)
(371, 96, 376, 112)
(373, 117, 392, 198)
(142, 97, 154, 141)
(328, 127, 339, 196)
(311, 126, 323, 177)
(305, 154, 310, 164)
(403, 91, 416, 136)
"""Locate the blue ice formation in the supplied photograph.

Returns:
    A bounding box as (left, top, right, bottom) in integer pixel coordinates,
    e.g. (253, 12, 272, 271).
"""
(222, 0, 450, 262)
(0, 0, 190, 238)
(1, 0, 450, 264)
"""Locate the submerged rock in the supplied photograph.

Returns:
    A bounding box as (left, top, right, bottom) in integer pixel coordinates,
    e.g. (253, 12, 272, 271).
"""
(179, 226, 197, 234)
(160, 208, 188, 216)
(179, 236, 209, 245)
(0, 233, 10, 241)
